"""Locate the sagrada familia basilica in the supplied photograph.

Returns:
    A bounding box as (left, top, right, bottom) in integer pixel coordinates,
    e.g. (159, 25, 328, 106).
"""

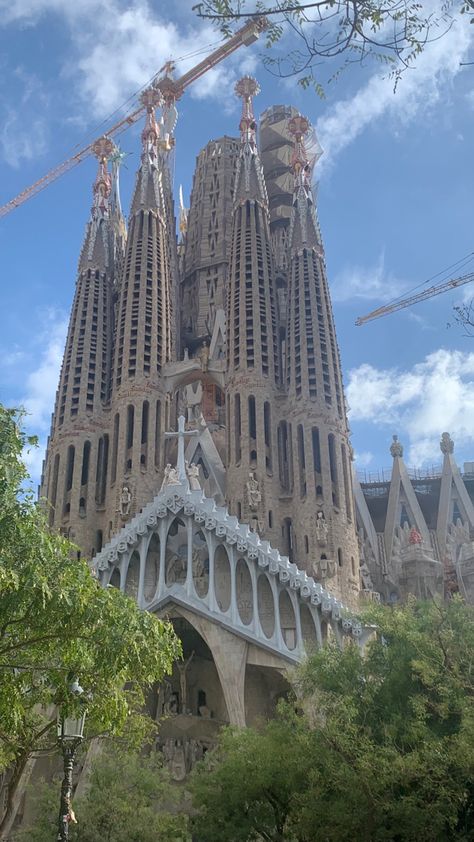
(33, 73, 474, 782)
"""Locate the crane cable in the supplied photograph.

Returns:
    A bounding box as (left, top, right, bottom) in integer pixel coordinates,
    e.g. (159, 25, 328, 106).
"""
(377, 251, 474, 312)
(67, 37, 227, 158)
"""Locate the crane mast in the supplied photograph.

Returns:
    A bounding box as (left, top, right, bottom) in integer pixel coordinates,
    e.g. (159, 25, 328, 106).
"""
(0, 17, 267, 220)
(355, 271, 474, 325)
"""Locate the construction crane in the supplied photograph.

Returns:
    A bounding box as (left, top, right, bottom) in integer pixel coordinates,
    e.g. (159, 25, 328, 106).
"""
(0, 16, 267, 219)
(355, 270, 474, 326)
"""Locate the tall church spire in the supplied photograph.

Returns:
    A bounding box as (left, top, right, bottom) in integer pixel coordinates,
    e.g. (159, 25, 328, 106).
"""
(226, 77, 281, 546)
(40, 143, 118, 555)
(288, 114, 321, 252)
(233, 76, 267, 206)
(110, 86, 175, 525)
(283, 114, 359, 606)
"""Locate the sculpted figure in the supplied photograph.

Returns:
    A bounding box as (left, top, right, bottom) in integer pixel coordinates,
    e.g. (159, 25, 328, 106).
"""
(198, 340, 210, 372)
(162, 464, 180, 488)
(315, 511, 328, 546)
(359, 562, 374, 590)
(390, 434, 403, 458)
(119, 485, 131, 517)
(440, 432, 454, 454)
(177, 651, 195, 714)
(246, 471, 261, 511)
(408, 526, 422, 545)
(187, 462, 201, 491)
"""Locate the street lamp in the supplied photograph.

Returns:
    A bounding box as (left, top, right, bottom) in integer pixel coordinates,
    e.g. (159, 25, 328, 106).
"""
(56, 681, 86, 842)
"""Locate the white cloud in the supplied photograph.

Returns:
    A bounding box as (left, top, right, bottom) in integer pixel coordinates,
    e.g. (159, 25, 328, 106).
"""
(21, 315, 66, 431)
(354, 450, 374, 468)
(331, 250, 407, 303)
(347, 349, 474, 464)
(0, 69, 49, 167)
(0, 0, 256, 119)
(18, 311, 68, 483)
(316, 15, 474, 168)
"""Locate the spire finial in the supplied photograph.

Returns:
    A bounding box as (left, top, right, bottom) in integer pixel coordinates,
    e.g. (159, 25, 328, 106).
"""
(288, 114, 312, 194)
(139, 87, 163, 167)
(390, 434, 404, 458)
(235, 76, 260, 147)
(91, 136, 113, 219)
(440, 432, 454, 454)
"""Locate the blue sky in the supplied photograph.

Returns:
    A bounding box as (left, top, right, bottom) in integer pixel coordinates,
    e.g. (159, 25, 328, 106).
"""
(1, 0, 474, 485)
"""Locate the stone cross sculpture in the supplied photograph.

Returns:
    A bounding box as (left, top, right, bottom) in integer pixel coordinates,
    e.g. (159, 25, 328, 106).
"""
(164, 415, 199, 484)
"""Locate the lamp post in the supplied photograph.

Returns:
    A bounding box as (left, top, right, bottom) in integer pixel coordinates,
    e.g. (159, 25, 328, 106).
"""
(57, 683, 86, 842)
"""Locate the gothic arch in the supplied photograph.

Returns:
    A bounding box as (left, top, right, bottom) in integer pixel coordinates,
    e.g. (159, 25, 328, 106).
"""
(144, 532, 160, 603)
(257, 574, 275, 639)
(125, 550, 140, 600)
(214, 543, 231, 612)
(236, 557, 253, 626)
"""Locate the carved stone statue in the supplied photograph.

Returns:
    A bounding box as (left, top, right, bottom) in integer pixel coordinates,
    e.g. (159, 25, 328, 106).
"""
(246, 471, 261, 511)
(177, 651, 195, 714)
(198, 340, 210, 372)
(408, 526, 422, 545)
(119, 485, 131, 517)
(161, 463, 180, 490)
(315, 511, 328, 546)
(440, 432, 454, 455)
(156, 678, 172, 720)
(390, 434, 403, 458)
(187, 461, 201, 491)
(359, 561, 374, 590)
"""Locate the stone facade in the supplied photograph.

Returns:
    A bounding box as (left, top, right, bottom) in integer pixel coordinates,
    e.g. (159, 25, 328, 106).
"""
(41, 78, 361, 610)
(355, 433, 474, 605)
(10, 75, 469, 833)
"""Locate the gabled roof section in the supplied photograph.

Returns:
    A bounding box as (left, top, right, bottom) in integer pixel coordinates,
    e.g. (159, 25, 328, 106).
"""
(92, 477, 362, 654)
(384, 435, 430, 559)
(437, 432, 474, 551)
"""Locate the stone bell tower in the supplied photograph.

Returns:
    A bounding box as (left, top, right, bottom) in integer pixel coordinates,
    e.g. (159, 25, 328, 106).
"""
(40, 137, 125, 557)
(225, 77, 282, 547)
(283, 114, 359, 606)
(108, 88, 176, 534)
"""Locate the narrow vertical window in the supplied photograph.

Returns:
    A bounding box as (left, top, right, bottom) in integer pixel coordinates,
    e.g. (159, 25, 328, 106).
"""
(264, 401, 272, 474)
(341, 443, 352, 521)
(155, 400, 162, 468)
(126, 405, 134, 450)
(66, 445, 75, 492)
(248, 395, 256, 465)
(312, 427, 321, 475)
(50, 453, 60, 525)
(141, 400, 149, 444)
(297, 424, 306, 497)
(235, 393, 241, 464)
(111, 413, 119, 484)
(80, 441, 91, 486)
(328, 434, 339, 507)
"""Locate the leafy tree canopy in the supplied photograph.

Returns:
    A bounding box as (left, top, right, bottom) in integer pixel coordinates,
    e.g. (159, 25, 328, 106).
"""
(193, 0, 469, 94)
(191, 598, 474, 841)
(20, 746, 190, 842)
(0, 406, 181, 834)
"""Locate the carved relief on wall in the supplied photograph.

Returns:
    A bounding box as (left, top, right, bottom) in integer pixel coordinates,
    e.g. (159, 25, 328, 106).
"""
(312, 554, 336, 581)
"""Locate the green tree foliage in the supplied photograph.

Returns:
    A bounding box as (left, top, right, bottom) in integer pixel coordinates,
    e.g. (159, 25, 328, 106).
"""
(192, 598, 474, 841)
(193, 0, 463, 93)
(0, 406, 181, 835)
(21, 747, 190, 842)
